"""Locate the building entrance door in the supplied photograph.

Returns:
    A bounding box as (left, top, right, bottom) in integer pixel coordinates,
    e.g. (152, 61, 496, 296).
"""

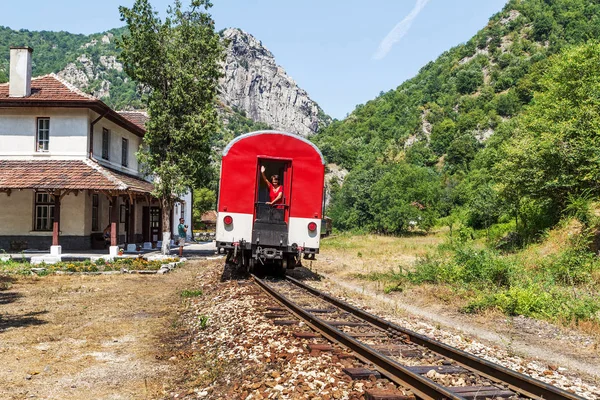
(142, 206, 162, 244)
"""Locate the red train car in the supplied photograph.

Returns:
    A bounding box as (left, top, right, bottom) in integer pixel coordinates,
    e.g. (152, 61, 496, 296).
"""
(216, 131, 325, 272)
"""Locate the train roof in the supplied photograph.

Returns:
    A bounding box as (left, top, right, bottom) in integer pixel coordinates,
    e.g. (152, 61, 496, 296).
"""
(222, 131, 326, 165)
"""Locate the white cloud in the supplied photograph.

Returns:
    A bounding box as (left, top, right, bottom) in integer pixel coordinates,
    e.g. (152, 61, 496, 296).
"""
(373, 0, 431, 60)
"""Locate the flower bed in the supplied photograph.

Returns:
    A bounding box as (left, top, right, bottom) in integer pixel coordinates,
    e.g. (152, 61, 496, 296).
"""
(0, 257, 182, 276)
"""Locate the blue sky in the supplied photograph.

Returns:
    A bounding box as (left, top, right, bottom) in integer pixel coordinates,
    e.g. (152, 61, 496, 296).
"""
(0, 0, 508, 119)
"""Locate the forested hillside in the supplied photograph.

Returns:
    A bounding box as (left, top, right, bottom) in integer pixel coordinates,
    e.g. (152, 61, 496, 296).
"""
(0, 26, 92, 80)
(0, 26, 328, 138)
(314, 0, 600, 242)
(0, 27, 144, 108)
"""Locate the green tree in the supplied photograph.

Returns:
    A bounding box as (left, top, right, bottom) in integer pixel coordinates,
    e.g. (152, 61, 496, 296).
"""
(118, 0, 224, 253)
(430, 118, 457, 155)
(494, 42, 600, 240)
(497, 43, 600, 205)
(445, 134, 481, 172)
(193, 187, 216, 228)
(495, 90, 521, 117)
(456, 67, 484, 94)
(328, 166, 381, 231)
(405, 141, 438, 167)
(370, 163, 441, 233)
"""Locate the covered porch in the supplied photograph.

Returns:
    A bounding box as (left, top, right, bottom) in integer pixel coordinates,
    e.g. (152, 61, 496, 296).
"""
(0, 159, 168, 259)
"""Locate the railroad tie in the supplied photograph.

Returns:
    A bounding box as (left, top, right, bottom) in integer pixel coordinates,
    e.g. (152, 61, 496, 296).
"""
(342, 367, 381, 380)
(303, 308, 336, 313)
(264, 312, 288, 319)
(307, 343, 334, 352)
(293, 331, 320, 339)
(273, 319, 298, 326)
(364, 389, 415, 400)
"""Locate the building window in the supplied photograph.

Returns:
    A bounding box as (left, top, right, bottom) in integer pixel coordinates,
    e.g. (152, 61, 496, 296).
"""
(34, 192, 55, 231)
(92, 194, 99, 231)
(36, 118, 50, 152)
(102, 128, 110, 160)
(121, 138, 129, 167)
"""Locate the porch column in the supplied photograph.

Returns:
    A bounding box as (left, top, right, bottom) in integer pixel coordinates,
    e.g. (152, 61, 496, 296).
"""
(110, 196, 118, 247)
(128, 197, 136, 245)
(51, 191, 61, 256)
(109, 196, 120, 256)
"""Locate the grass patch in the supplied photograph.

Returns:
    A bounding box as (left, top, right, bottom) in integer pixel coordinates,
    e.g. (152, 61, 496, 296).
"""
(198, 315, 209, 329)
(410, 238, 600, 326)
(181, 289, 203, 298)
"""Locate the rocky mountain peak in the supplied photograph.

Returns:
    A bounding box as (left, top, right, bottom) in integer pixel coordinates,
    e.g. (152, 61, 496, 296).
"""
(219, 28, 330, 136)
(50, 27, 329, 136)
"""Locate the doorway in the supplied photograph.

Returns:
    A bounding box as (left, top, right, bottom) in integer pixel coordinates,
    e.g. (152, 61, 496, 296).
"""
(256, 159, 292, 223)
(142, 206, 162, 244)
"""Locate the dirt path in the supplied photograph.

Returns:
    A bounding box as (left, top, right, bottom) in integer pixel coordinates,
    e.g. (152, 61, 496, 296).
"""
(0, 262, 205, 400)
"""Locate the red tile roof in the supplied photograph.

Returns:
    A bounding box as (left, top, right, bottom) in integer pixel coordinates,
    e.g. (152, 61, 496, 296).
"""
(0, 159, 154, 194)
(118, 111, 149, 130)
(0, 74, 96, 102)
(0, 74, 145, 137)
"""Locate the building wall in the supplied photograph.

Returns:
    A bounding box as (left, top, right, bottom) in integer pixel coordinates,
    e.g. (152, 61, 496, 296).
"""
(135, 199, 144, 236)
(91, 111, 143, 175)
(0, 190, 92, 250)
(0, 108, 89, 159)
(0, 190, 32, 235)
(61, 194, 86, 235)
(0, 191, 88, 236)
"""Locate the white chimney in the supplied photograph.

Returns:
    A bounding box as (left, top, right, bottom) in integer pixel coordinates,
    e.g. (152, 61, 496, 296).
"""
(9, 46, 33, 98)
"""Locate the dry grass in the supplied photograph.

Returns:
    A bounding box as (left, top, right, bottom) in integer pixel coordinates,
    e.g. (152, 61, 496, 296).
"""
(315, 231, 446, 278)
(0, 261, 209, 400)
(517, 218, 584, 270)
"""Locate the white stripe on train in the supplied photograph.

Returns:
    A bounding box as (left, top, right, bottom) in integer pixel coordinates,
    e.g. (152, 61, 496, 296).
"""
(216, 212, 321, 248)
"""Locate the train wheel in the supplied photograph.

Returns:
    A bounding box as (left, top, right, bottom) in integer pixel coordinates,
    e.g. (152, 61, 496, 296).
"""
(247, 256, 255, 274)
(285, 254, 298, 269)
(220, 259, 236, 281)
(272, 259, 285, 277)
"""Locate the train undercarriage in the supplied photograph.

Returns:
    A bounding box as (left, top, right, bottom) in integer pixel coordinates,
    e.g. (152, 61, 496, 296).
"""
(219, 239, 317, 278)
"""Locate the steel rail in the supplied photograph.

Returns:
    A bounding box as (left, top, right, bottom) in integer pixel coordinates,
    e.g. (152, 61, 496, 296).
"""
(253, 274, 464, 400)
(284, 275, 585, 400)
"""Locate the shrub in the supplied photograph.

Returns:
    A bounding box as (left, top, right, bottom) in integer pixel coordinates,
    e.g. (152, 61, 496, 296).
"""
(545, 247, 599, 286)
(464, 285, 555, 318)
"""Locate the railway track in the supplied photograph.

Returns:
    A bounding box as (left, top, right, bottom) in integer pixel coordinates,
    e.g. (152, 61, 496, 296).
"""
(253, 274, 587, 400)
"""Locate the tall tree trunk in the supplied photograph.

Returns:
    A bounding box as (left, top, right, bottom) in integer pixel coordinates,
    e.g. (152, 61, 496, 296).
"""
(161, 196, 173, 255)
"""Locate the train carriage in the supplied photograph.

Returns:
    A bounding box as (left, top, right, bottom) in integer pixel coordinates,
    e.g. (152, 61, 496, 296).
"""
(216, 131, 325, 272)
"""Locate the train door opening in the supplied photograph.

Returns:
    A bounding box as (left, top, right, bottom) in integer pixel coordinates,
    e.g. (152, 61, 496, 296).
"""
(255, 159, 292, 223)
